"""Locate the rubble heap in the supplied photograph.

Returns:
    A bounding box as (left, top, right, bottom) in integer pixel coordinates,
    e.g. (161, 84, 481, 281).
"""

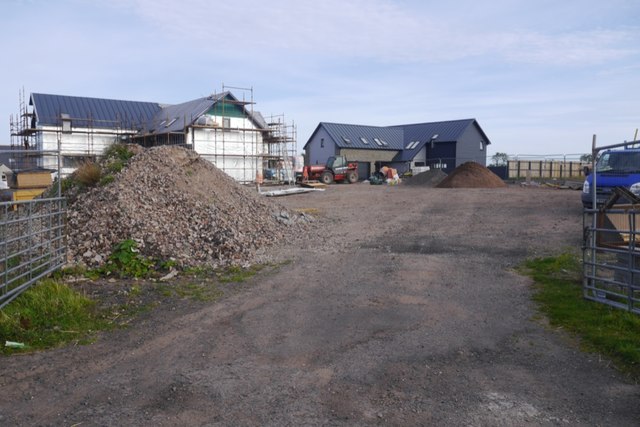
(67, 145, 311, 268)
(404, 169, 448, 187)
(436, 162, 507, 188)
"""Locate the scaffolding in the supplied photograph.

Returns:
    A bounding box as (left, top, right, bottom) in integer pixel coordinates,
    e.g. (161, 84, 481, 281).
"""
(9, 89, 141, 176)
(263, 113, 298, 184)
(9, 88, 38, 171)
(9, 86, 297, 184)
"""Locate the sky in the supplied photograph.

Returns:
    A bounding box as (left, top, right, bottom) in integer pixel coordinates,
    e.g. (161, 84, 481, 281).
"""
(1, 0, 639, 159)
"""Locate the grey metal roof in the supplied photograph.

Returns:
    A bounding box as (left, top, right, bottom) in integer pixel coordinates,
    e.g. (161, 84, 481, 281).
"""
(250, 111, 268, 130)
(317, 122, 404, 150)
(145, 95, 222, 134)
(392, 119, 490, 162)
(30, 93, 161, 130)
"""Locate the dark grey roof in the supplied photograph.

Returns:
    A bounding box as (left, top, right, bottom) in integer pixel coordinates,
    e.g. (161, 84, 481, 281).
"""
(250, 111, 268, 130)
(29, 92, 266, 136)
(305, 118, 490, 162)
(145, 94, 223, 134)
(392, 119, 490, 162)
(313, 122, 404, 150)
(30, 93, 161, 130)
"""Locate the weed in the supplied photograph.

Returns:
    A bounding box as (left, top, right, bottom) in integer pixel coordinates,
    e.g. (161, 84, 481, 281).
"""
(129, 285, 142, 297)
(75, 161, 102, 187)
(158, 259, 178, 271)
(103, 143, 135, 162)
(101, 144, 135, 175)
(521, 253, 640, 379)
(105, 159, 125, 174)
(183, 265, 214, 277)
(43, 176, 74, 197)
(102, 239, 155, 279)
(99, 174, 115, 186)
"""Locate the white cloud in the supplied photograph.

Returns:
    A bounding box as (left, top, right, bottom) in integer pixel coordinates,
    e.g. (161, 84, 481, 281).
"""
(106, 0, 639, 66)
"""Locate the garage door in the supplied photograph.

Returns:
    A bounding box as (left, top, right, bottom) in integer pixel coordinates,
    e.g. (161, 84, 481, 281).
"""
(357, 162, 370, 181)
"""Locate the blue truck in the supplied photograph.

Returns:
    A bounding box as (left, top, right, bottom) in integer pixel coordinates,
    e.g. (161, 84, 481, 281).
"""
(582, 147, 640, 208)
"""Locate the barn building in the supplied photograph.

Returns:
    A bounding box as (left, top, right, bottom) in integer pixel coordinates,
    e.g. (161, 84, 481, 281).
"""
(303, 119, 490, 178)
(10, 91, 295, 183)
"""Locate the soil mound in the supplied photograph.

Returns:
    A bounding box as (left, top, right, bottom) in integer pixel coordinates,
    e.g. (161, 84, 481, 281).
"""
(404, 169, 448, 187)
(436, 162, 507, 188)
(67, 145, 311, 268)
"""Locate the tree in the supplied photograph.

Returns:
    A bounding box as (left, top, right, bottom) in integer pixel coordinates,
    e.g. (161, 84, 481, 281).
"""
(490, 152, 509, 166)
(580, 153, 593, 163)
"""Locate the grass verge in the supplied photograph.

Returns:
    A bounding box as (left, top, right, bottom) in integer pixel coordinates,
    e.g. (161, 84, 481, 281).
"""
(0, 279, 109, 355)
(521, 253, 640, 380)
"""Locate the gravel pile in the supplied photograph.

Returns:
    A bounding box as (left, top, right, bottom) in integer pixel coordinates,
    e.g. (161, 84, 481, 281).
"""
(403, 169, 448, 187)
(436, 162, 507, 188)
(67, 145, 312, 268)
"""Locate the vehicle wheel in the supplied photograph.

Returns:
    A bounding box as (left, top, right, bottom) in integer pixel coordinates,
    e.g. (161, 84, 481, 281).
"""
(347, 171, 358, 184)
(320, 171, 334, 185)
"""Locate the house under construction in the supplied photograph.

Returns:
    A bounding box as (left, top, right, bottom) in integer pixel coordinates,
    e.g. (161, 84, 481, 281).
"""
(9, 86, 297, 183)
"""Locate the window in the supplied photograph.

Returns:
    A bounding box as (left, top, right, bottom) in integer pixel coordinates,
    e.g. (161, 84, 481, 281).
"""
(406, 141, 420, 150)
(342, 136, 351, 144)
(380, 139, 388, 146)
(60, 113, 71, 134)
(360, 137, 369, 144)
(223, 117, 231, 128)
(321, 138, 324, 148)
(166, 117, 178, 127)
(373, 138, 383, 146)
(479, 140, 484, 151)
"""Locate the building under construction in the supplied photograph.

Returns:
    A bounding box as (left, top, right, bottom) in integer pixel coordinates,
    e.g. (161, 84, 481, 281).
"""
(9, 86, 297, 184)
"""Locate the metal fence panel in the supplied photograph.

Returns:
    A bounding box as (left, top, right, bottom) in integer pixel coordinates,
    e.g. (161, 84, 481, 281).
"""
(583, 207, 640, 314)
(508, 160, 588, 179)
(0, 198, 66, 308)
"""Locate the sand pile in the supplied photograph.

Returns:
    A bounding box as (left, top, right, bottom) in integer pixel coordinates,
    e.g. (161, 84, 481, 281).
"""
(67, 145, 311, 268)
(404, 169, 448, 187)
(436, 162, 507, 188)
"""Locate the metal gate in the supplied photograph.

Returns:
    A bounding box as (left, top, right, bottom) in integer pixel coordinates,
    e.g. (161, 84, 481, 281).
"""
(582, 137, 640, 314)
(583, 207, 640, 314)
(0, 197, 66, 308)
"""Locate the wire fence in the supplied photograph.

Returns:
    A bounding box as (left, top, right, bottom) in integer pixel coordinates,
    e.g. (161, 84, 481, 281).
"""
(0, 197, 66, 308)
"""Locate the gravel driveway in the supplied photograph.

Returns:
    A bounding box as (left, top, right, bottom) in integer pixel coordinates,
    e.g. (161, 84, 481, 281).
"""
(2, 184, 639, 426)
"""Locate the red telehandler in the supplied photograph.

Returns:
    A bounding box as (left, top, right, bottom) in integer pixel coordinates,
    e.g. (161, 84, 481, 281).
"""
(299, 156, 358, 185)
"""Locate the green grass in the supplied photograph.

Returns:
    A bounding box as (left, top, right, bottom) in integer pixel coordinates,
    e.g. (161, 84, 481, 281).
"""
(521, 253, 640, 379)
(0, 279, 109, 354)
(217, 265, 263, 283)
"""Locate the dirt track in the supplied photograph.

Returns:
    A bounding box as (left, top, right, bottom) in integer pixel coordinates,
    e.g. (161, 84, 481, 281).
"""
(2, 184, 640, 426)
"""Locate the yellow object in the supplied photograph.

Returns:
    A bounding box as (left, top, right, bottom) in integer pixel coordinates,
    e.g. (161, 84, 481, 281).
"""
(12, 188, 46, 201)
(9, 171, 52, 189)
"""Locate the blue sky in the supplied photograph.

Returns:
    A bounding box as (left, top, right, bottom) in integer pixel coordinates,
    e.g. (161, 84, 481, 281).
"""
(2, 0, 639, 158)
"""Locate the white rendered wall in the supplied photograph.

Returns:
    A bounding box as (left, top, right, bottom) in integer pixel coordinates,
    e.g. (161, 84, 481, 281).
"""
(190, 115, 265, 183)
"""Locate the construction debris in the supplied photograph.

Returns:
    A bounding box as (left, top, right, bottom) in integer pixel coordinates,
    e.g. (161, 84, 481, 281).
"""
(66, 146, 313, 269)
(436, 162, 507, 188)
(261, 187, 325, 197)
